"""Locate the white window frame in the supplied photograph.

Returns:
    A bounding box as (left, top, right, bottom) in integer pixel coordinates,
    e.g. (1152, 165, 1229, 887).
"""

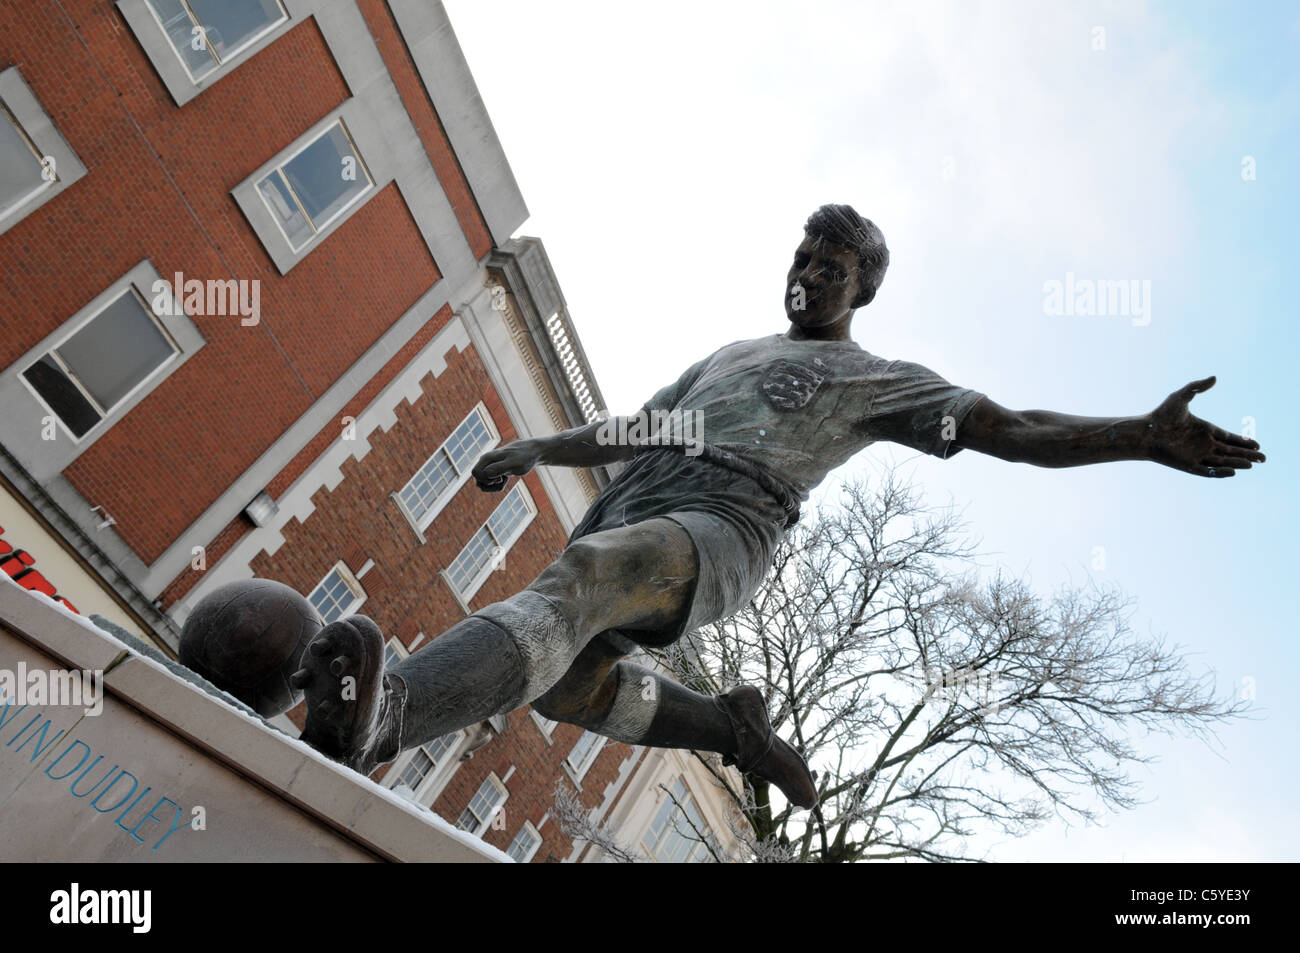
(639, 777, 716, 864)
(563, 729, 605, 785)
(255, 118, 375, 253)
(308, 561, 366, 624)
(441, 482, 537, 609)
(530, 709, 558, 744)
(382, 636, 408, 671)
(385, 729, 466, 806)
(393, 403, 500, 542)
(457, 772, 508, 838)
(116, 0, 298, 106)
(0, 262, 205, 477)
(18, 285, 182, 446)
(142, 0, 289, 83)
(506, 821, 542, 864)
(230, 101, 394, 274)
(0, 68, 88, 237)
(0, 100, 53, 221)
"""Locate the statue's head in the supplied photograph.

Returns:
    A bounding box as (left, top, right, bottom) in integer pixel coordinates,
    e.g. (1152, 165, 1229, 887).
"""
(785, 204, 889, 330)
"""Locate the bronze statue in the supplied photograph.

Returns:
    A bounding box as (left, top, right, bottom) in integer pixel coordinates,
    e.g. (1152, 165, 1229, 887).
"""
(289, 204, 1265, 809)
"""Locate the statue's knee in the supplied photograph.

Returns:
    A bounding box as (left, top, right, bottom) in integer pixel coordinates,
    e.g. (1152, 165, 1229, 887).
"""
(531, 671, 616, 729)
(529, 690, 564, 723)
(530, 687, 592, 727)
(559, 537, 606, 577)
(531, 537, 605, 602)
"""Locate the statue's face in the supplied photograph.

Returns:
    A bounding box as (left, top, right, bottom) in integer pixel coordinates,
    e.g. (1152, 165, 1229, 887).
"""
(784, 236, 863, 328)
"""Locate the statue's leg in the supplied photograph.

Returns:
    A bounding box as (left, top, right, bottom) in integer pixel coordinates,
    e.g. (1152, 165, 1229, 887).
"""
(532, 635, 820, 809)
(531, 635, 737, 751)
(297, 517, 700, 772)
(298, 513, 817, 805)
(389, 517, 698, 748)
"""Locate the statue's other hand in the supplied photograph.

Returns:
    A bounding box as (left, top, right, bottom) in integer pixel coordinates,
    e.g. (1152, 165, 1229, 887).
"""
(472, 442, 537, 491)
(1146, 376, 1265, 478)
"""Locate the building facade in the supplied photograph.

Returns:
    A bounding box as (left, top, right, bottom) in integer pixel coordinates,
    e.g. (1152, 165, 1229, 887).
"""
(0, 0, 739, 862)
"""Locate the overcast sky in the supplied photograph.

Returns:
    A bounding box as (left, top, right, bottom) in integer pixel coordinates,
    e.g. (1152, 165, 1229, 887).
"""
(445, 0, 1298, 861)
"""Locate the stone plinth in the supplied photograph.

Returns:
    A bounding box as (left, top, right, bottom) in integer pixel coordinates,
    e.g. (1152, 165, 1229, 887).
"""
(0, 579, 506, 862)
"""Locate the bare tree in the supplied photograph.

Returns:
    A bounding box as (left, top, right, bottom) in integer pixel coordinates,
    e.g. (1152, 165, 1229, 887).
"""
(629, 464, 1251, 862)
(550, 780, 649, 863)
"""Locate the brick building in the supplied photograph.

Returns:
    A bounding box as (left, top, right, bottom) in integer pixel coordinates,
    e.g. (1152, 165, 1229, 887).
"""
(0, 0, 741, 862)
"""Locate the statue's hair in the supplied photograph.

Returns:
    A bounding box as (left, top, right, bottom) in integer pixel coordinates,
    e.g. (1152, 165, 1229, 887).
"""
(804, 204, 889, 308)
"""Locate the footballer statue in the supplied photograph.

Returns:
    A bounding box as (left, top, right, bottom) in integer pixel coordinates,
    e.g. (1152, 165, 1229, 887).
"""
(283, 204, 1265, 809)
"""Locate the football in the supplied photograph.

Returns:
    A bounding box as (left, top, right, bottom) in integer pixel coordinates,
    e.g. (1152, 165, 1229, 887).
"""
(178, 578, 323, 717)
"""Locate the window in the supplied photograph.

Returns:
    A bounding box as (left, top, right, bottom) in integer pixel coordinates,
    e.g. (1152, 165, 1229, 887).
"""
(1, 262, 204, 475)
(640, 778, 716, 864)
(565, 730, 604, 782)
(117, 0, 296, 106)
(144, 0, 287, 81)
(530, 709, 558, 741)
(444, 483, 536, 603)
(396, 405, 499, 535)
(0, 100, 52, 220)
(383, 638, 407, 671)
(231, 103, 390, 274)
(391, 731, 462, 796)
(0, 68, 87, 236)
(457, 773, 508, 836)
(506, 822, 542, 863)
(308, 563, 365, 623)
(255, 120, 373, 252)
(21, 288, 179, 441)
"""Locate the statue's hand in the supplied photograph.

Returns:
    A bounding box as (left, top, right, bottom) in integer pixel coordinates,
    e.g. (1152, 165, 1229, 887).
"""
(1145, 376, 1265, 478)
(472, 441, 538, 492)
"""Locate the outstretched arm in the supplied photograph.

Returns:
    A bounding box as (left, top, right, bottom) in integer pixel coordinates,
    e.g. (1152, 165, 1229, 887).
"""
(470, 415, 641, 491)
(472, 353, 713, 490)
(956, 376, 1265, 477)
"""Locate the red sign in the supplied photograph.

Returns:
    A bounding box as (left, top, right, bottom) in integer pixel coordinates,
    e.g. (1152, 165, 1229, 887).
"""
(0, 524, 79, 613)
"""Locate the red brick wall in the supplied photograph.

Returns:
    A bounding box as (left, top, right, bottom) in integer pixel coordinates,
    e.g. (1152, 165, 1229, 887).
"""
(0, 5, 444, 564)
(248, 342, 566, 638)
(156, 302, 460, 609)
